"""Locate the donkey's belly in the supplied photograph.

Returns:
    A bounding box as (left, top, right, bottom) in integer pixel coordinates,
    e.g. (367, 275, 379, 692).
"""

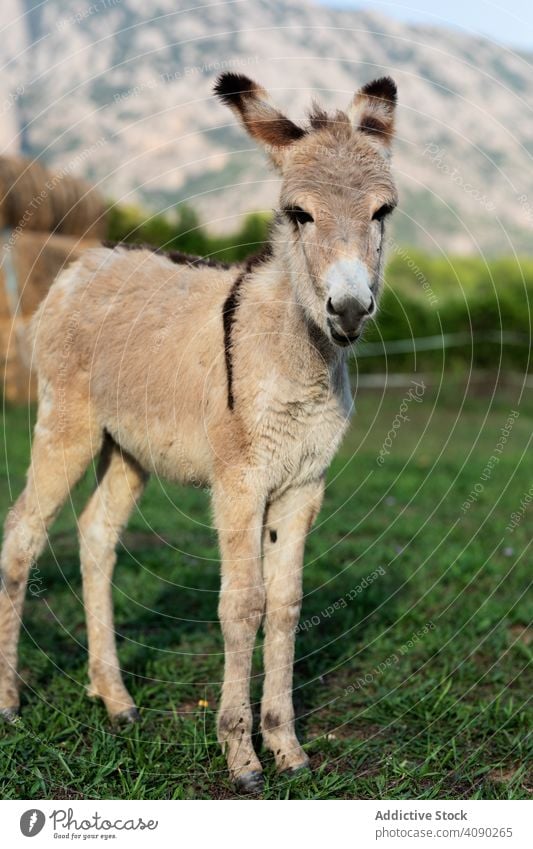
(102, 409, 213, 485)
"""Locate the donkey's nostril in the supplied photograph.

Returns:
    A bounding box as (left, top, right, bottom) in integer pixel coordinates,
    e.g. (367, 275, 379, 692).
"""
(327, 297, 348, 317)
(328, 294, 373, 322)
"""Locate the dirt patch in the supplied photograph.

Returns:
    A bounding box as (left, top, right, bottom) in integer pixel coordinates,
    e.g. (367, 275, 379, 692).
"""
(487, 764, 521, 783)
(508, 625, 533, 646)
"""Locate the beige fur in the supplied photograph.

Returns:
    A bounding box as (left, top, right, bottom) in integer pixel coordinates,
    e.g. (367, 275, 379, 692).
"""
(0, 73, 397, 791)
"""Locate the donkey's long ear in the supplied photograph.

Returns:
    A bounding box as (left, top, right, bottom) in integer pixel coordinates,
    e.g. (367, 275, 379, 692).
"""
(214, 72, 306, 167)
(348, 77, 397, 151)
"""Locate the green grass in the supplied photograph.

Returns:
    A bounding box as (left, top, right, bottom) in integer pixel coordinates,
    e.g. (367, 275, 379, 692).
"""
(0, 378, 531, 800)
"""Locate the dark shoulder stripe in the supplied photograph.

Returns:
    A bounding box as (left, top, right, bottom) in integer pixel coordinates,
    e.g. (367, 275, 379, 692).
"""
(222, 270, 246, 411)
(221, 243, 273, 411)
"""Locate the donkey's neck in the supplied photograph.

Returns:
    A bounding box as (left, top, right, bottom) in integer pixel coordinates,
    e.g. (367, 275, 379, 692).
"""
(242, 242, 347, 390)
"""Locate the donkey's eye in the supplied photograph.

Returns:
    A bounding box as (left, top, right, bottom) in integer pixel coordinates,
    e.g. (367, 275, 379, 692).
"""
(372, 203, 394, 222)
(284, 206, 314, 226)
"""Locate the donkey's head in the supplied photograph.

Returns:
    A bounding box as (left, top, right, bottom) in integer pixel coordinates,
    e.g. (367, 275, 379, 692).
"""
(214, 73, 398, 347)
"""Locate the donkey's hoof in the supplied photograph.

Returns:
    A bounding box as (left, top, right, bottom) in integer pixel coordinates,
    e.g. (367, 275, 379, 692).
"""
(0, 705, 20, 723)
(234, 770, 264, 795)
(281, 759, 311, 778)
(112, 707, 140, 726)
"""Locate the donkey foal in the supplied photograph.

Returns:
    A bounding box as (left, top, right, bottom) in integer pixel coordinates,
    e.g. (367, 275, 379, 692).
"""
(0, 72, 397, 792)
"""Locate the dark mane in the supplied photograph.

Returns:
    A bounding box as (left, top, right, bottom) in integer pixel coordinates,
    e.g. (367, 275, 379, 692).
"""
(102, 240, 273, 273)
(241, 242, 273, 273)
(307, 106, 351, 136)
(102, 241, 232, 270)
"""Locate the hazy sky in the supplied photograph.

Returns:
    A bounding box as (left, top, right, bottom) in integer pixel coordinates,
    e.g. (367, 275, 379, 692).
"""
(319, 0, 533, 50)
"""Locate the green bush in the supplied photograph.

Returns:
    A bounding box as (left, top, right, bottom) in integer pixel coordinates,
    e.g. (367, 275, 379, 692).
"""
(362, 252, 532, 373)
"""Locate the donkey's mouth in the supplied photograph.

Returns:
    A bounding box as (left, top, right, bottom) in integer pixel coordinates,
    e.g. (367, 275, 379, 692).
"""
(327, 319, 360, 347)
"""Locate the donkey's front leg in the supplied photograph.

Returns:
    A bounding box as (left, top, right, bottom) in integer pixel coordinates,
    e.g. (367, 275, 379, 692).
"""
(261, 480, 324, 773)
(213, 482, 266, 793)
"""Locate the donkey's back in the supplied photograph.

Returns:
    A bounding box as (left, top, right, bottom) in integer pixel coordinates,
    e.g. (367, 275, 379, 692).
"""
(32, 245, 234, 482)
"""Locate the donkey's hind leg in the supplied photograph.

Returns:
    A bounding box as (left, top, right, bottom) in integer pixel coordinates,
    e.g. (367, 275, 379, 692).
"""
(0, 399, 100, 719)
(78, 438, 147, 723)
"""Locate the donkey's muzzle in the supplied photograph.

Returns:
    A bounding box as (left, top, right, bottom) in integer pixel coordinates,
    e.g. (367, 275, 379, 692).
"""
(325, 257, 375, 346)
(326, 293, 375, 346)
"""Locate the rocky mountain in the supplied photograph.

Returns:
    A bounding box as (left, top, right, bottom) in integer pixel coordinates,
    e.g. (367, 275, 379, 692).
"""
(2, 0, 532, 254)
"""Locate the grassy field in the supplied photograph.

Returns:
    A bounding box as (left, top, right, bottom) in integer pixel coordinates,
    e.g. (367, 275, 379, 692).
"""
(0, 377, 531, 800)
